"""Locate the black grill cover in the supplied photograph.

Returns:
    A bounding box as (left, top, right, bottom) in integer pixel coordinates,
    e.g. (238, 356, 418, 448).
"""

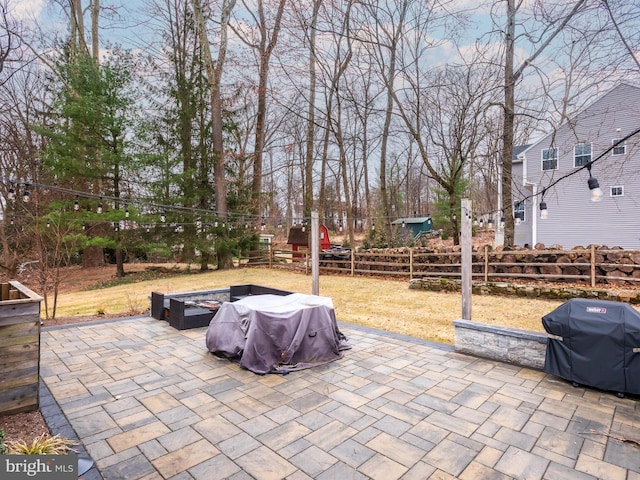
(542, 298, 640, 394)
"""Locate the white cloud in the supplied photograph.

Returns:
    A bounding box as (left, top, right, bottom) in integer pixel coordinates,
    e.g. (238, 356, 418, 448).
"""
(8, 0, 46, 21)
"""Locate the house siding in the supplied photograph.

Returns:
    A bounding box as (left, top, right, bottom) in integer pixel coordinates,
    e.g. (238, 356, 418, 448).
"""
(511, 159, 534, 247)
(517, 83, 640, 249)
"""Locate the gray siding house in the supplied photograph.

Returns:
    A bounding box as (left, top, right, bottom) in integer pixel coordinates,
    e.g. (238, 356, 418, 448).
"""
(512, 82, 640, 249)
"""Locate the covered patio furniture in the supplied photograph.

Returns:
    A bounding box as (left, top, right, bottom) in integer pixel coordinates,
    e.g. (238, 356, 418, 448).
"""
(205, 293, 350, 374)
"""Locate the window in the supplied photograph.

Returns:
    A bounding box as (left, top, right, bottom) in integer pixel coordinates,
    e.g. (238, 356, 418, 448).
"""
(611, 186, 624, 197)
(513, 201, 525, 223)
(574, 143, 591, 167)
(612, 139, 626, 155)
(542, 148, 558, 170)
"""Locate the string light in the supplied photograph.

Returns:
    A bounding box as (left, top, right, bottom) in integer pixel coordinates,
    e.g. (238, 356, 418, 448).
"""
(539, 189, 548, 219)
(74, 197, 80, 211)
(4, 124, 640, 237)
(97, 198, 103, 214)
(586, 163, 602, 202)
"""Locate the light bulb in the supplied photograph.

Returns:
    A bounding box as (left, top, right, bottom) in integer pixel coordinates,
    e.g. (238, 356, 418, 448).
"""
(540, 202, 548, 219)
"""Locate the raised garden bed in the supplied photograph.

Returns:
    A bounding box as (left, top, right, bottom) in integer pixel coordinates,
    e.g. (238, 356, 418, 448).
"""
(0, 281, 43, 415)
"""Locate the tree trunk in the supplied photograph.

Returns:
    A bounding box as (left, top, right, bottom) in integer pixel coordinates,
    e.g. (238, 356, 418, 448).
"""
(83, 246, 104, 267)
(304, 0, 321, 220)
(501, 0, 516, 247)
(91, 0, 99, 60)
(251, 0, 287, 225)
(115, 247, 124, 277)
(191, 0, 236, 268)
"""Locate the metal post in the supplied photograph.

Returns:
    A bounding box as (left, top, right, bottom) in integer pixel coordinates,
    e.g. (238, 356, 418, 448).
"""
(311, 212, 320, 295)
(461, 199, 472, 320)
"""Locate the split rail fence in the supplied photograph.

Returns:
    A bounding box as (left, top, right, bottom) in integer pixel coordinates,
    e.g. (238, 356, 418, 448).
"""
(238, 245, 640, 288)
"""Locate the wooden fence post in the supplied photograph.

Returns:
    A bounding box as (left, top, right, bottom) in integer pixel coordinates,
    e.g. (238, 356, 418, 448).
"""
(484, 245, 489, 282)
(351, 249, 355, 277)
(591, 244, 596, 287)
(410, 247, 414, 280)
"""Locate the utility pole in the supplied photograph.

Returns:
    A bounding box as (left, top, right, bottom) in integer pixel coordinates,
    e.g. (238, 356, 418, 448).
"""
(311, 211, 320, 295)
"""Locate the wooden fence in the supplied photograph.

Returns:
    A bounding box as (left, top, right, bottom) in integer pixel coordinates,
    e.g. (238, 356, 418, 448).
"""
(238, 245, 640, 288)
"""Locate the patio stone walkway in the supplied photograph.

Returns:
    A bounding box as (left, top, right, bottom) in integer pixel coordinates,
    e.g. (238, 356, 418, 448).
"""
(40, 316, 640, 480)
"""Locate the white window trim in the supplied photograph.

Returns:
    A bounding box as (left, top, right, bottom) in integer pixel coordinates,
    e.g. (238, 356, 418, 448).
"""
(612, 139, 626, 156)
(574, 142, 592, 168)
(610, 185, 624, 197)
(541, 148, 558, 171)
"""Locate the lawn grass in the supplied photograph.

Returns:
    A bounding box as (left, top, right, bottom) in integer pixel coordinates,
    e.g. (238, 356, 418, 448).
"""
(51, 267, 565, 345)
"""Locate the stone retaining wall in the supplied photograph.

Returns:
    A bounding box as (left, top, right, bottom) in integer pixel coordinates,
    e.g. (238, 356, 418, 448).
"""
(453, 319, 547, 369)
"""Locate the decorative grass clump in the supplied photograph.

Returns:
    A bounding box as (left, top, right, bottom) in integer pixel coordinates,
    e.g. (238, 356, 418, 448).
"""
(6, 433, 77, 455)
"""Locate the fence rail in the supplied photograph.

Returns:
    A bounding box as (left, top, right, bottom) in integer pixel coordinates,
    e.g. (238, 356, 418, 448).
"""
(237, 245, 640, 287)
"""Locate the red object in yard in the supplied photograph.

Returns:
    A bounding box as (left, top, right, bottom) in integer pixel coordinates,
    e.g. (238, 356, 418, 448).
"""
(287, 224, 331, 258)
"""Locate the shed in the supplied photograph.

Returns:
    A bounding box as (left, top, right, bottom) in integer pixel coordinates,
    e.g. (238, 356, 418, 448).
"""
(391, 216, 433, 237)
(287, 224, 331, 257)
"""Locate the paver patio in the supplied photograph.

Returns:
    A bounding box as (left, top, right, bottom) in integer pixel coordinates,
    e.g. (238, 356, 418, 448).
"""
(40, 316, 640, 479)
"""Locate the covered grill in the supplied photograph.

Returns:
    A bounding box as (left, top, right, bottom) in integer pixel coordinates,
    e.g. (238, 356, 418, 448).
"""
(542, 298, 640, 396)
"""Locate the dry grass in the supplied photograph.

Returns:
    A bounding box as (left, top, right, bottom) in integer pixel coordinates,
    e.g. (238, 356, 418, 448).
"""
(52, 267, 564, 345)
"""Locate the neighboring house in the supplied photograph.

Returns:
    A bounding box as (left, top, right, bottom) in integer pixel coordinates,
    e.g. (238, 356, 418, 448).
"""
(511, 82, 640, 249)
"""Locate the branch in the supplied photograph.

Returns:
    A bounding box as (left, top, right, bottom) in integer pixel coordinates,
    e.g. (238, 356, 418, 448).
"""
(601, 0, 640, 72)
(513, 0, 587, 81)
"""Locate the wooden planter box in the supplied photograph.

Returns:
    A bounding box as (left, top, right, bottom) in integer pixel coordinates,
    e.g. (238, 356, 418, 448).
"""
(0, 281, 43, 415)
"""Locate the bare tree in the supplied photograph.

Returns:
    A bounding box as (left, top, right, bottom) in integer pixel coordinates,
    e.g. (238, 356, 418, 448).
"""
(230, 0, 287, 228)
(0, 0, 20, 82)
(421, 62, 494, 244)
(191, 0, 236, 268)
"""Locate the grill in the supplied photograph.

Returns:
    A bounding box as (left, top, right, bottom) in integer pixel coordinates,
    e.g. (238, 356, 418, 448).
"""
(542, 298, 640, 397)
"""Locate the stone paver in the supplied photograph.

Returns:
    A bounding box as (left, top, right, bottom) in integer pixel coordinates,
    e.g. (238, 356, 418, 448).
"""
(40, 317, 640, 479)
